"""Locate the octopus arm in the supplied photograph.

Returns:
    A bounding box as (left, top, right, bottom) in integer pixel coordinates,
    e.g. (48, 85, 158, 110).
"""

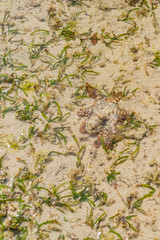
(77, 107, 93, 117)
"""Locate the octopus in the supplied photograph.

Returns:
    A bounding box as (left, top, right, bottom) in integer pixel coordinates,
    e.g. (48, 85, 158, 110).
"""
(77, 82, 130, 150)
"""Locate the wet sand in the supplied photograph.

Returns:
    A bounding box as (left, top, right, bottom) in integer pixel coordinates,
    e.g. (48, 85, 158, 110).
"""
(0, 0, 160, 239)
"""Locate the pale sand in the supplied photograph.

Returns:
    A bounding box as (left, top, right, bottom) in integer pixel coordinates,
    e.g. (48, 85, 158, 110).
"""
(0, 0, 160, 239)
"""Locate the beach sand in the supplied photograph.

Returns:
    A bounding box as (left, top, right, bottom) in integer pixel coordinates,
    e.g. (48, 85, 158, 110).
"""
(0, 0, 160, 239)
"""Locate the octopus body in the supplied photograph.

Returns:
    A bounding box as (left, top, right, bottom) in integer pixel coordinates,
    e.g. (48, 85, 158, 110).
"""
(78, 83, 129, 150)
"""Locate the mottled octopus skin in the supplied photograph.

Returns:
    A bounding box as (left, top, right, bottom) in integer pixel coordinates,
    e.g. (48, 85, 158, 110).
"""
(78, 84, 129, 150)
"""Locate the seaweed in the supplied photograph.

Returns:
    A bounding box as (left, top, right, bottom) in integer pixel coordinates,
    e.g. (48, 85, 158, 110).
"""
(106, 170, 121, 183)
(68, 0, 84, 6)
(0, 1, 158, 239)
(133, 184, 155, 213)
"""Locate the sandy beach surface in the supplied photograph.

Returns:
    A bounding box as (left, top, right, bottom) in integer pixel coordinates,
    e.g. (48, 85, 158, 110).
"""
(0, 0, 160, 239)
